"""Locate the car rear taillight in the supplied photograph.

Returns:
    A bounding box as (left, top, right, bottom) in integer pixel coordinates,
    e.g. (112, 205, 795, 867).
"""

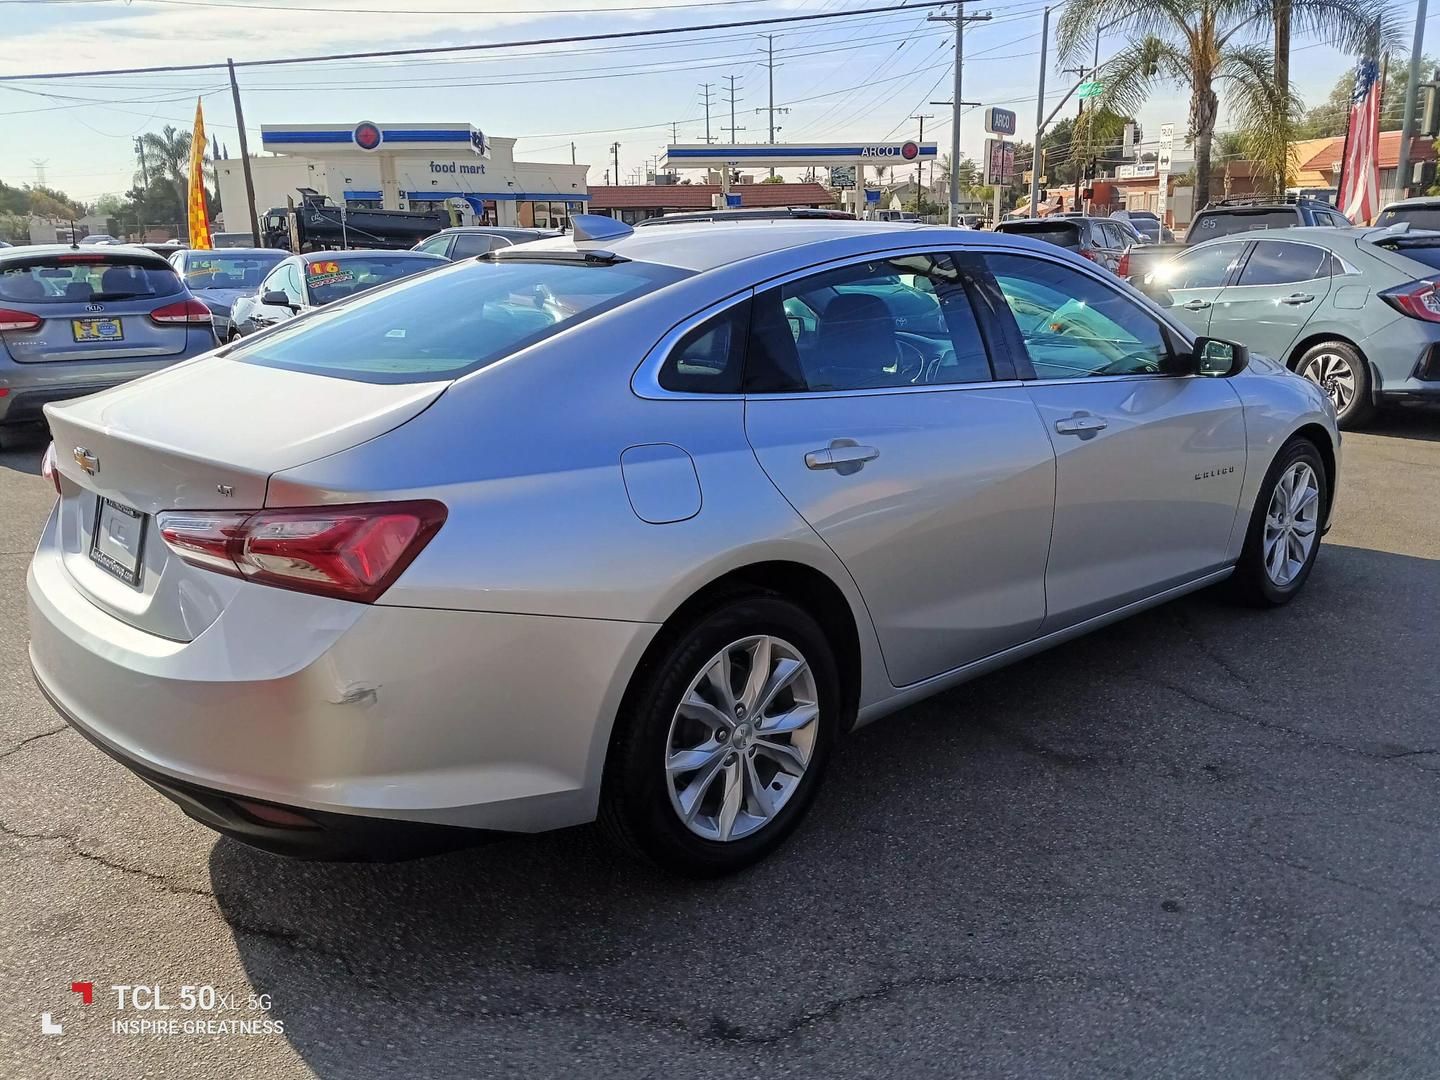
(41, 443, 62, 496)
(157, 501, 447, 603)
(150, 298, 213, 325)
(1379, 279, 1440, 322)
(1079, 249, 1100, 262)
(0, 308, 41, 332)
(1117, 250, 1131, 277)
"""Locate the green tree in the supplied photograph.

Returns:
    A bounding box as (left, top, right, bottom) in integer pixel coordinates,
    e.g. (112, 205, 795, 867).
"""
(1297, 55, 1434, 138)
(1057, 0, 1286, 209)
(954, 156, 979, 193)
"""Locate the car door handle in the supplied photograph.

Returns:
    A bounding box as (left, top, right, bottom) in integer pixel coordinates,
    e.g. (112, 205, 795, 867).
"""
(1183, 299, 1213, 311)
(1054, 414, 1108, 436)
(805, 442, 880, 472)
(1280, 293, 1315, 305)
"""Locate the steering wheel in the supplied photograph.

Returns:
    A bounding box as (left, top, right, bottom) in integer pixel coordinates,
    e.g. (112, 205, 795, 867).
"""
(896, 339, 927, 383)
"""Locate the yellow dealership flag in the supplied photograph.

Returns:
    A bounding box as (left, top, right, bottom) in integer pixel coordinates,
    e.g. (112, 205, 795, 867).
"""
(187, 98, 212, 250)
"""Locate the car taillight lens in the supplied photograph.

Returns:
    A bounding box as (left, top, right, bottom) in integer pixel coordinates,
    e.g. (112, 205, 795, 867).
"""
(1078, 249, 1100, 262)
(1379, 279, 1440, 322)
(150, 298, 213, 325)
(0, 308, 42, 332)
(1117, 251, 1131, 277)
(157, 501, 446, 603)
(41, 443, 62, 495)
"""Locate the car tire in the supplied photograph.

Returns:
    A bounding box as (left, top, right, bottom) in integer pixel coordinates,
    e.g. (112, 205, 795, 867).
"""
(1294, 341, 1374, 429)
(1228, 436, 1329, 607)
(599, 592, 839, 877)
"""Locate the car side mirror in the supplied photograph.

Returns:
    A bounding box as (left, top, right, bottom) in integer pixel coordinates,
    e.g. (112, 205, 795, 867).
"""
(261, 290, 296, 309)
(1191, 336, 1249, 377)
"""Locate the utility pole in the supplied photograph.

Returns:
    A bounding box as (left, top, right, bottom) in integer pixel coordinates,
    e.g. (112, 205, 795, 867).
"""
(134, 137, 149, 187)
(910, 113, 934, 209)
(571, 142, 576, 165)
(699, 82, 716, 144)
(929, 3, 992, 225)
(610, 142, 621, 185)
(1030, 6, 1050, 216)
(1397, 3, 1427, 201)
(722, 74, 745, 142)
(756, 34, 791, 178)
(227, 58, 261, 246)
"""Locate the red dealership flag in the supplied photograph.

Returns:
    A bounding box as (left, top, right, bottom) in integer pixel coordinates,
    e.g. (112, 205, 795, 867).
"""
(1336, 57, 1381, 224)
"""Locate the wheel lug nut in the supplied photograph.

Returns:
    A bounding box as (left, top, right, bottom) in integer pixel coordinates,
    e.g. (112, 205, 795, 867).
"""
(716, 730, 728, 742)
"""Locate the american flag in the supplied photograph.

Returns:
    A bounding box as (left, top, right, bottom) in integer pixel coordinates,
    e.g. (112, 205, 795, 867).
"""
(1337, 58, 1382, 224)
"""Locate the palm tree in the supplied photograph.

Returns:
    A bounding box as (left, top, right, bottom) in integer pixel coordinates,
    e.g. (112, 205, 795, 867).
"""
(1057, 0, 1283, 209)
(1263, 0, 1390, 192)
(139, 125, 193, 211)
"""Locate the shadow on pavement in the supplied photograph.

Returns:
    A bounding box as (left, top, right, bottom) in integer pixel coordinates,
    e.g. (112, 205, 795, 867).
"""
(0, 422, 47, 476)
(1366, 403, 1440, 442)
(208, 543, 1440, 1078)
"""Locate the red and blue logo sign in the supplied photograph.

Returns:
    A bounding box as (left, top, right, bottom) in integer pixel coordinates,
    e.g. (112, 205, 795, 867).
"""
(353, 122, 382, 151)
(901, 141, 920, 161)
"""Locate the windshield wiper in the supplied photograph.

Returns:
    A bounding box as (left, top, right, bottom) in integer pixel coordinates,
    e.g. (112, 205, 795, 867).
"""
(86, 291, 146, 301)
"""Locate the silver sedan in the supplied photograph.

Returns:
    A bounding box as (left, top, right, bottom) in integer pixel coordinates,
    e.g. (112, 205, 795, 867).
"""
(28, 218, 1340, 876)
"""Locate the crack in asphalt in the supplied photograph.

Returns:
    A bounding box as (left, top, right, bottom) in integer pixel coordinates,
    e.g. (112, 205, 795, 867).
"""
(1128, 672, 1440, 773)
(0, 817, 215, 899)
(1255, 850, 1440, 914)
(0, 724, 69, 760)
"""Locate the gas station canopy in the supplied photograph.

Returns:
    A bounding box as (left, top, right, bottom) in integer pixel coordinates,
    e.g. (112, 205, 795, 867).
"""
(661, 141, 938, 169)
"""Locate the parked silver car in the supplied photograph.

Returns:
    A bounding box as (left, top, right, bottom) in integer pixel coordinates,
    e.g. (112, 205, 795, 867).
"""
(168, 247, 287, 341)
(29, 218, 1339, 875)
(0, 245, 218, 446)
(1145, 225, 1440, 426)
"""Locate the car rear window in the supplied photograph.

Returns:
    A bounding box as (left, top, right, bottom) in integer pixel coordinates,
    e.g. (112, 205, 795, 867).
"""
(1377, 240, 1440, 272)
(0, 256, 182, 304)
(303, 256, 442, 306)
(1376, 207, 1440, 230)
(1189, 209, 1299, 239)
(230, 256, 691, 384)
(182, 252, 284, 290)
(996, 221, 1081, 248)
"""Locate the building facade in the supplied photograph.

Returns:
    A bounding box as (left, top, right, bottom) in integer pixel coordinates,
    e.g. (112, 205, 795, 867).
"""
(216, 122, 590, 232)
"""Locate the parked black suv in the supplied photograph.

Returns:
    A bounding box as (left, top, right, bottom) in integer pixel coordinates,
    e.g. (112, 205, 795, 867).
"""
(1187, 195, 1349, 241)
(1375, 196, 1440, 229)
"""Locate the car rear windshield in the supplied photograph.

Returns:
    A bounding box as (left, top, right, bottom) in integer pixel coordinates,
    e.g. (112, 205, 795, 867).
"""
(1375, 207, 1440, 230)
(231, 256, 691, 384)
(303, 256, 441, 306)
(0, 256, 182, 304)
(1190, 209, 1298, 238)
(996, 221, 1081, 248)
(1377, 240, 1440, 272)
(183, 252, 284, 289)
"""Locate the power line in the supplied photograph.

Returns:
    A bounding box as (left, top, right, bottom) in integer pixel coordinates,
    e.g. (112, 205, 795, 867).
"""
(0, 0, 963, 81)
(5, 0, 774, 11)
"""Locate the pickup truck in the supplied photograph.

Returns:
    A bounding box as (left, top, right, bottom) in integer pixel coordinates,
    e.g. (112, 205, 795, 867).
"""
(1121, 196, 1350, 283)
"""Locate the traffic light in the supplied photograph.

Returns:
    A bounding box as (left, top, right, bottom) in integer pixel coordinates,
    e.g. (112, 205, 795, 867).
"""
(1421, 82, 1440, 139)
(1413, 159, 1437, 189)
(1083, 158, 1097, 181)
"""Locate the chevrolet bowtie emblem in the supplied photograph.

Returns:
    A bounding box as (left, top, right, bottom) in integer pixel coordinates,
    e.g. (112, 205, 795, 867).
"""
(72, 447, 99, 475)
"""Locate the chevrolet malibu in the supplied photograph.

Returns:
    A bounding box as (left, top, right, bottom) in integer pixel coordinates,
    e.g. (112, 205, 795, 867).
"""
(28, 218, 1340, 876)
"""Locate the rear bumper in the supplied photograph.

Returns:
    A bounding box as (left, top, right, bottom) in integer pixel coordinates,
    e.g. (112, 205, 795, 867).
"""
(0, 383, 122, 425)
(27, 518, 659, 843)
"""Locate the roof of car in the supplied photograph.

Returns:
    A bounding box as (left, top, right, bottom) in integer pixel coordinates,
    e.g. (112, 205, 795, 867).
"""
(0, 243, 171, 264)
(434, 226, 561, 236)
(511, 219, 1056, 274)
(1381, 196, 1440, 208)
(181, 247, 280, 257)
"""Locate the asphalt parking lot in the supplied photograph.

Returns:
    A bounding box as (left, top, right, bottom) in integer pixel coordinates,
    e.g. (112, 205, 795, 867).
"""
(2, 411, 1438, 1079)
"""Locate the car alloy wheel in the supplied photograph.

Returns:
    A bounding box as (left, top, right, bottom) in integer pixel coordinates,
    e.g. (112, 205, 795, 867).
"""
(664, 634, 819, 842)
(1299, 351, 1356, 415)
(1262, 460, 1321, 587)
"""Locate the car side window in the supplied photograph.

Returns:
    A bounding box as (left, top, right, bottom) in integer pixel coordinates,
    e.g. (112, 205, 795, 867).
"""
(1099, 222, 1124, 249)
(657, 301, 750, 393)
(281, 264, 304, 306)
(451, 233, 499, 259)
(986, 252, 1174, 380)
(1237, 241, 1331, 286)
(1162, 242, 1246, 289)
(258, 264, 287, 298)
(744, 252, 995, 392)
(415, 235, 452, 257)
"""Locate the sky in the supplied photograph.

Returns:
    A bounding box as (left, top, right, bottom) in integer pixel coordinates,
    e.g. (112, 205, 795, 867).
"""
(0, 0, 1429, 204)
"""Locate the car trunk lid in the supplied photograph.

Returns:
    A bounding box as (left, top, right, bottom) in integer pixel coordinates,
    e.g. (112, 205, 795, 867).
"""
(44, 356, 448, 641)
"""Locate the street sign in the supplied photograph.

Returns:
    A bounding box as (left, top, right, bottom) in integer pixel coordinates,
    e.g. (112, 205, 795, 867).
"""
(1156, 122, 1175, 222)
(1078, 81, 1104, 99)
(984, 107, 1017, 136)
(984, 138, 1015, 185)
